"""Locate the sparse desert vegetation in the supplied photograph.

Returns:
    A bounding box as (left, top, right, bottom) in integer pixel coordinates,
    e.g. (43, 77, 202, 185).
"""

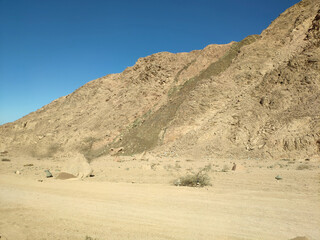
(296, 164, 312, 170)
(175, 170, 211, 187)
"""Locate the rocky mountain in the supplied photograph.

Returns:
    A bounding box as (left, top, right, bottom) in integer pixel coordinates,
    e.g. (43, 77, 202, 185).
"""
(1, 0, 319, 161)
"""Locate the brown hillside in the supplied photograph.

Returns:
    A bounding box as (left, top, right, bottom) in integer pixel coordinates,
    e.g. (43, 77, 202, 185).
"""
(0, 0, 319, 161)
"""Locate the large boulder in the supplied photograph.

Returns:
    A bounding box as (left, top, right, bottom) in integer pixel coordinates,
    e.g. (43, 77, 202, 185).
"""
(61, 152, 93, 179)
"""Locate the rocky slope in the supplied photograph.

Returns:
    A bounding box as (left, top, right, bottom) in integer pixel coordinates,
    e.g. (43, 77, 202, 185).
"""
(1, 0, 319, 161)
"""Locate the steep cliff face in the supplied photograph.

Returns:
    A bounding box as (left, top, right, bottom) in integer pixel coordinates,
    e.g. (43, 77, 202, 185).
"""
(1, 0, 319, 160)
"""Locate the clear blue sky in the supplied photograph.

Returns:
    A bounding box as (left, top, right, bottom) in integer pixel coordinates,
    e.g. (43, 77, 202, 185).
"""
(0, 0, 300, 125)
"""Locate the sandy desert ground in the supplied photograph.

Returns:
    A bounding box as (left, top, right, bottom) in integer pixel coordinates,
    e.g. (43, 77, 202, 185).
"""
(0, 155, 319, 240)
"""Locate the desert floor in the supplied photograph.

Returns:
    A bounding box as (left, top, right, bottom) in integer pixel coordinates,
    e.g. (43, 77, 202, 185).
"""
(0, 155, 319, 240)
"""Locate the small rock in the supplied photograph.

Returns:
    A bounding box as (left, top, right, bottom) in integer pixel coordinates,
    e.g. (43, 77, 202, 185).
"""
(275, 175, 282, 180)
(232, 163, 237, 171)
(289, 237, 309, 240)
(56, 172, 76, 180)
(15, 170, 21, 175)
(38, 179, 43, 182)
(307, 57, 318, 63)
(44, 170, 53, 178)
(175, 179, 181, 186)
(110, 147, 124, 156)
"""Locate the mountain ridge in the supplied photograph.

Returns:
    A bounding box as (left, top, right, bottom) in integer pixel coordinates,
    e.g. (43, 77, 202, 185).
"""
(1, 0, 319, 161)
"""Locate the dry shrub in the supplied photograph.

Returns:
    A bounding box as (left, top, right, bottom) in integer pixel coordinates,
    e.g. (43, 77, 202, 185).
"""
(296, 164, 311, 170)
(175, 171, 211, 187)
(85, 236, 98, 240)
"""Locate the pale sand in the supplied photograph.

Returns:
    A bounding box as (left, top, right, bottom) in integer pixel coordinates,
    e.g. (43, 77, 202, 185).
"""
(0, 156, 319, 240)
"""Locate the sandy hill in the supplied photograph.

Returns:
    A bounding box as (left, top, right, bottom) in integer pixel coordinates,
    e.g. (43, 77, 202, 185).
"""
(1, 0, 319, 161)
